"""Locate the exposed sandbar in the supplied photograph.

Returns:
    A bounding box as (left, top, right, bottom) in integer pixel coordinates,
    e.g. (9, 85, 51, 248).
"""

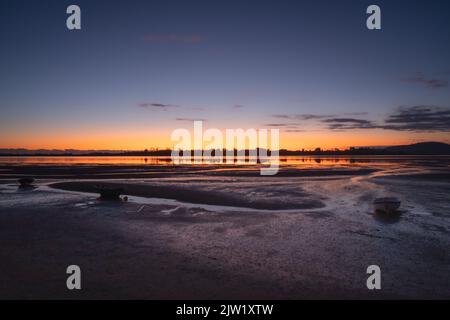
(50, 181, 325, 210)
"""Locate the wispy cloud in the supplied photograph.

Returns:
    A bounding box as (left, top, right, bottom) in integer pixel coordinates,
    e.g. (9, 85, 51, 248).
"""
(272, 106, 450, 132)
(232, 104, 244, 109)
(285, 129, 307, 132)
(322, 118, 376, 130)
(264, 123, 293, 127)
(138, 102, 178, 110)
(143, 34, 203, 44)
(176, 117, 207, 122)
(269, 113, 371, 131)
(381, 105, 450, 131)
(403, 72, 448, 88)
(271, 114, 331, 120)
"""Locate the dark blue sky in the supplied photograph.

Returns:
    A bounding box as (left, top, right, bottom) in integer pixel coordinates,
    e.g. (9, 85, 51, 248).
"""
(1, 0, 449, 149)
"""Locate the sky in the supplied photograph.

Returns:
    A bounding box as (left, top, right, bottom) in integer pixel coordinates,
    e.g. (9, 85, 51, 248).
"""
(1, 0, 450, 150)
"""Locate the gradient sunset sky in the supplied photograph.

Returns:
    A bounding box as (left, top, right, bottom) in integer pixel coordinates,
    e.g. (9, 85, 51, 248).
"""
(1, 0, 450, 150)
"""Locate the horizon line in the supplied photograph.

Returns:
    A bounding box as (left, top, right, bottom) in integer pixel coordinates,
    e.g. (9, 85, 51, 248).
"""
(0, 141, 448, 155)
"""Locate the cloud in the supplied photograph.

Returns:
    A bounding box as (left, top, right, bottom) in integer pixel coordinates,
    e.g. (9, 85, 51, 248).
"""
(271, 106, 450, 132)
(264, 123, 293, 127)
(322, 118, 376, 130)
(143, 34, 203, 44)
(269, 113, 372, 131)
(285, 129, 307, 132)
(232, 105, 244, 109)
(344, 112, 369, 116)
(139, 102, 178, 110)
(176, 117, 207, 122)
(403, 72, 448, 88)
(381, 105, 450, 131)
(271, 114, 331, 120)
(318, 106, 450, 132)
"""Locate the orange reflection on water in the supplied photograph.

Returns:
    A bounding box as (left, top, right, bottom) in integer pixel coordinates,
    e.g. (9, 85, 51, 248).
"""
(0, 155, 449, 168)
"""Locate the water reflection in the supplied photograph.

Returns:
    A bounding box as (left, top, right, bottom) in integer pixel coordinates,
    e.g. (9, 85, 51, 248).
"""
(0, 155, 449, 168)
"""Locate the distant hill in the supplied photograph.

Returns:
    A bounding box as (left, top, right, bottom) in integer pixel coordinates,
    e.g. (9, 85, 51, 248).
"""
(384, 142, 450, 155)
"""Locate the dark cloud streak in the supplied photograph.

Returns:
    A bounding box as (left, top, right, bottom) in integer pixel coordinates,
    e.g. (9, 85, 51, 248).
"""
(381, 106, 450, 131)
(322, 118, 376, 130)
(272, 106, 450, 132)
(139, 102, 178, 110)
(403, 72, 448, 88)
(271, 114, 331, 120)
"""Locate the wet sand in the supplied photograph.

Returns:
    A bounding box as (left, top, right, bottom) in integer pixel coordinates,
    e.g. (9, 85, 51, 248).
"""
(0, 163, 377, 179)
(50, 180, 325, 210)
(1, 163, 450, 299)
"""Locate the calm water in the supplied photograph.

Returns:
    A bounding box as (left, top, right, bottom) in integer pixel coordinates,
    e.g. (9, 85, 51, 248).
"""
(0, 155, 449, 168)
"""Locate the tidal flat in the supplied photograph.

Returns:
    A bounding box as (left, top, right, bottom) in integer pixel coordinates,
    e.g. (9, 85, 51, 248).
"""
(0, 156, 449, 299)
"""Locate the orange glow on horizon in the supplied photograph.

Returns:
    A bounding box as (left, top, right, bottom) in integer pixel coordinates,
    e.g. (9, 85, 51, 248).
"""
(2, 127, 449, 151)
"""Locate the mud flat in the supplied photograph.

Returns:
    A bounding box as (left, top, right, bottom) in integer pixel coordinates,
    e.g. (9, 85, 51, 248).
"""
(1, 159, 450, 299)
(1, 173, 450, 299)
(50, 180, 325, 210)
(0, 163, 377, 179)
